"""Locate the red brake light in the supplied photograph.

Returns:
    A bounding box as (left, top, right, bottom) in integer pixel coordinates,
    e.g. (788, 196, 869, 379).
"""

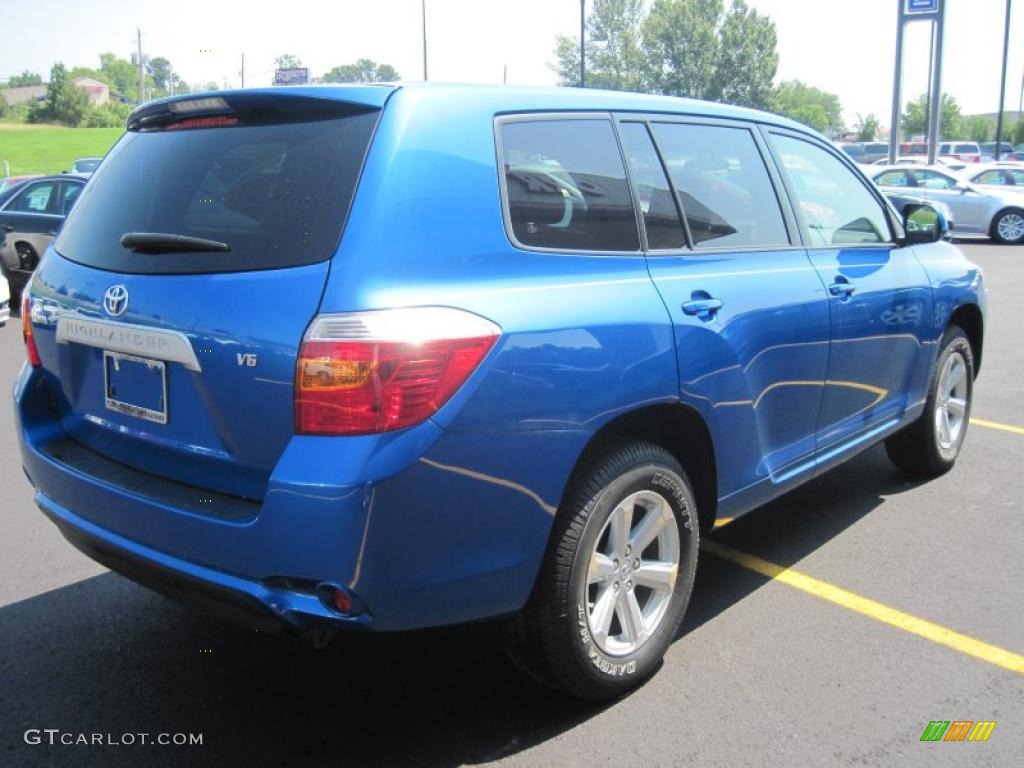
(295, 308, 500, 435)
(22, 294, 40, 368)
(164, 116, 239, 131)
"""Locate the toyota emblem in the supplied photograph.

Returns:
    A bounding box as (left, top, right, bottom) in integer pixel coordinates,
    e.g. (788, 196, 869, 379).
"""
(103, 285, 129, 317)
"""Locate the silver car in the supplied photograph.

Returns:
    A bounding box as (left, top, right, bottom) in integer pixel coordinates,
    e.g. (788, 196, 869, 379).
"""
(959, 163, 1024, 194)
(869, 165, 1024, 244)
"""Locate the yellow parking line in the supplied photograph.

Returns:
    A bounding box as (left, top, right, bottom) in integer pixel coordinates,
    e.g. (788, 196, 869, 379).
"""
(701, 539, 1024, 676)
(970, 417, 1024, 436)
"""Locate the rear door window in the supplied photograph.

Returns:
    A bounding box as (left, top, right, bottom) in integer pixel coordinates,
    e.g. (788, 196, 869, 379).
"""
(914, 170, 957, 190)
(875, 170, 913, 187)
(650, 122, 789, 249)
(770, 133, 891, 246)
(500, 118, 639, 252)
(55, 99, 380, 274)
(12, 181, 57, 214)
(618, 122, 685, 250)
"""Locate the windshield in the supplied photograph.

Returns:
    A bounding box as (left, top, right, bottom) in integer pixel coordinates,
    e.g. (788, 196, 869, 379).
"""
(56, 104, 379, 274)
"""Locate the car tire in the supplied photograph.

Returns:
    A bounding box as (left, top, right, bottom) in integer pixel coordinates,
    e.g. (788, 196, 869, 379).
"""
(506, 441, 699, 700)
(990, 208, 1024, 245)
(885, 326, 974, 477)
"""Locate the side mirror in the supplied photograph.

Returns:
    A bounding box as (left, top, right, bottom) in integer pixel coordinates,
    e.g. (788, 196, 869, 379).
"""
(902, 203, 948, 245)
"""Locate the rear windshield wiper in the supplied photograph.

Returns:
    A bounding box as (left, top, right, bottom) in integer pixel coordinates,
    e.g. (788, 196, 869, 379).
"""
(120, 232, 231, 253)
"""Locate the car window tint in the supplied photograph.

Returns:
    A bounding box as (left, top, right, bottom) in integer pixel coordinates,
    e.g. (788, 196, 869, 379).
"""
(1008, 169, 1024, 185)
(650, 122, 788, 248)
(618, 122, 685, 250)
(13, 181, 56, 213)
(915, 170, 956, 190)
(975, 170, 1006, 185)
(770, 134, 889, 247)
(875, 170, 912, 187)
(955, 144, 976, 154)
(501, 119, 639, 251)
(61, 182, 83, 215)
(55, 101, 380, 275)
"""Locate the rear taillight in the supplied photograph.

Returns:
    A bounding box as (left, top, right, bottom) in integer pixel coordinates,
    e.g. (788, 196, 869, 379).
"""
(295, 307, 500, 435)
(22, 294, 40, 368)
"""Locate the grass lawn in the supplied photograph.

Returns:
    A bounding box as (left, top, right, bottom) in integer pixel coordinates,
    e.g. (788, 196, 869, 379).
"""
(0, 123, 124, 176)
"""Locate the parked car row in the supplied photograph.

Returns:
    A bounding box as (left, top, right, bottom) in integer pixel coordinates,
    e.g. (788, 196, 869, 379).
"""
(869, 163, 1024, 244)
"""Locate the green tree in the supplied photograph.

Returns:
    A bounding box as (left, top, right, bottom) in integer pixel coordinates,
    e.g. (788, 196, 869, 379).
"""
(711, 0, 778, 109)
(83, 101, 132, 127)
(554, 0, 645, 91)
(5, 70, 43, 87)
(275, 54, 303, 69)
(147, 56, 172, 94)
(962, 115, 993, 143)
(773, 80, 843, 135)
(32, 62, 89, 126)
(641, 0, 722, 99)
(900, 92, 961, 139)
(855, 113, 880, 141)
(99, 52, 142, 98)
(1013, 119, 1024, 146)
(321, 58, 400, 83)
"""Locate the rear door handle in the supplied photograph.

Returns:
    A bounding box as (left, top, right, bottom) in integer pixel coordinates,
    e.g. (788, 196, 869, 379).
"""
(829, 280, 856, 297)
(681, 298, 724, 316)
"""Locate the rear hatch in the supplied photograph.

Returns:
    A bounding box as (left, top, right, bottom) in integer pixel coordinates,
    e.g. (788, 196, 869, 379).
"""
(29, 89, 387, 500)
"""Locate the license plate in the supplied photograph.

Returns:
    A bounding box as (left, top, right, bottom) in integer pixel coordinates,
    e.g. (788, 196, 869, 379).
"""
(103, 351, 168, 425)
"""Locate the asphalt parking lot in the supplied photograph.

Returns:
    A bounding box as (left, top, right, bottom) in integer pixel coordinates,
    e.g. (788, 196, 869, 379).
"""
(1, 242, 1021, 768)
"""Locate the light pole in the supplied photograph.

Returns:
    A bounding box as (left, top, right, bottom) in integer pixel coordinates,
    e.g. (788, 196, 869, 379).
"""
(580, 0, 586, 88)
(422, 0, 428, 81)
(994, 0, 1012, 160)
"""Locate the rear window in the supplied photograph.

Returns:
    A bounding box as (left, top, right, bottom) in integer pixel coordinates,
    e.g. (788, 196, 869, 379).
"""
(955, 144, 978, 154)
(56, 99, 379, 274)
(500, 119, 639, 252)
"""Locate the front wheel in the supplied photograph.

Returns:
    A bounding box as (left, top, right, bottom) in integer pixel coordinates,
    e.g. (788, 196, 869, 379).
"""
(886, 326, 974, 476)
(991, 208, 1024, 245)
(506, 441, 699, 700)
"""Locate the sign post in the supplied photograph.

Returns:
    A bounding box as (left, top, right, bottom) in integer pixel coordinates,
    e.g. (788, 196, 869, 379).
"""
(888, 0, 945, 164)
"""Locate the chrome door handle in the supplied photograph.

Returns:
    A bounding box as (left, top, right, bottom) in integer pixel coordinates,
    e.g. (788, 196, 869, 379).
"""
(681, 298, 724, 316)
(829, 281, 856, 297)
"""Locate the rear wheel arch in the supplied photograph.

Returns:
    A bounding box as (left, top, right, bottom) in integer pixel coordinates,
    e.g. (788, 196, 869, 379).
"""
(949, 303, 983, 376)
(560, 404, 718, 534)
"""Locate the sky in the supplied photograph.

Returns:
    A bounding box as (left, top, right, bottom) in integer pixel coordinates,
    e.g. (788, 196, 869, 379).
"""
(1, 0, 1022, 129)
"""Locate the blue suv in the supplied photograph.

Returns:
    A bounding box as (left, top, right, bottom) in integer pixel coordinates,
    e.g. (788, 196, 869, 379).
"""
(15, 84, 985, 699)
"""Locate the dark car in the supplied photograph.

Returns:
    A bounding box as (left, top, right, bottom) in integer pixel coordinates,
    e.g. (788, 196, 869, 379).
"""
(0, 173, 88, 302)
(70, 157, 103, 174)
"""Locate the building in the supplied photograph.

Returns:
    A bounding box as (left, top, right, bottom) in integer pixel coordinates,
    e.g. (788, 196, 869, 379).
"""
(72, 77, 109, 106)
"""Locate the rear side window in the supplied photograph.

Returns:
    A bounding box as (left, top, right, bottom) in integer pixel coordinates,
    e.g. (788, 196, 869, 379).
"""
(650, 122, 789, 249)
(13, 181, 57, 213)
(770, 133, 890, 247)
(974, 170, 1006, 185)
(915, 170, 956, 190)
(500, 119, 639, 252)
(618, 122, 685, 250)
(56, 101, 379, 274)
(875, 170, 912, 187)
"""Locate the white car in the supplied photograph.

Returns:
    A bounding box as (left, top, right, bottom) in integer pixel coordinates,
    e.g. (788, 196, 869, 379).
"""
(0, 265, 9, 326)
(870, 164, 1024, 244)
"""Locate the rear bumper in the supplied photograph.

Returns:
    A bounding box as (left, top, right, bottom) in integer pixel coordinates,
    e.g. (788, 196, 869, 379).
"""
(15, 364, 572, 632)
(38, 495, 330, 634)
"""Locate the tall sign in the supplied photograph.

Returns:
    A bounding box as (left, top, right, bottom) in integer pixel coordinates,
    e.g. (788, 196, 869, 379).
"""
(888, 0, 945, 164)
